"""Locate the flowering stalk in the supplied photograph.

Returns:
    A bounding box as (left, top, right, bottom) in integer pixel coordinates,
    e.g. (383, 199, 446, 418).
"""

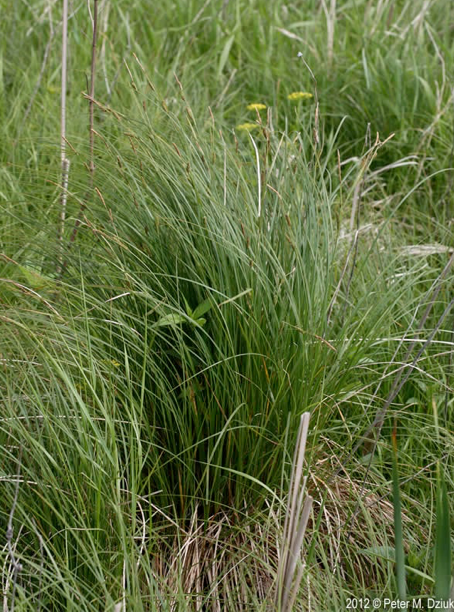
(58, 0, 69, 273)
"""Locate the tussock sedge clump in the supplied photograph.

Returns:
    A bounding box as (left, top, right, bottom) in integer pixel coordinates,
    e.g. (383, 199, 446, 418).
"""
(1, 0, 453, 610)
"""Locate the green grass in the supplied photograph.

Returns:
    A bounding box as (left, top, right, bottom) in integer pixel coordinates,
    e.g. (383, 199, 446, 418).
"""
(0, 0, 453, 610)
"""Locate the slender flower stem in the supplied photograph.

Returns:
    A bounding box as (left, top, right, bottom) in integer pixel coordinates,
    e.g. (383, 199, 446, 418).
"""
(58, 0, 69, 273)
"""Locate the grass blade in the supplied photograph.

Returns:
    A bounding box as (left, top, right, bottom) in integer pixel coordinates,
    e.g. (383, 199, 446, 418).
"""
(391, 425, 407, 601)
(435, 463, 452, 601)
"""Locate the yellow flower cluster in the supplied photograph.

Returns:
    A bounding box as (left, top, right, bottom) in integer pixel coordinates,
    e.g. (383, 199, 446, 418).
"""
(246, 103, 267, 111)
(102, 359, 121, 367)
(236, 123, 260, 132)
(287, 92, 313, 101)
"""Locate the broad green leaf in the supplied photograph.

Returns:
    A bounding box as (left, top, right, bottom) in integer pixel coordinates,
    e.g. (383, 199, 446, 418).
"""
(183, 296, 193, 317)
(193, 317, 206, 327)
(154, 313, 186, 328)
(192, 298, 212, 320)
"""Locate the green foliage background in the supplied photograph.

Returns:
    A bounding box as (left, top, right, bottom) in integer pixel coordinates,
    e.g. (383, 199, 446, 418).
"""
(0, 0, 453, 609)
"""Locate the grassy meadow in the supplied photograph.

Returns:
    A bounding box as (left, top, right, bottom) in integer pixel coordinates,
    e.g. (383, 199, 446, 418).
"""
(0, 0, 453, 609)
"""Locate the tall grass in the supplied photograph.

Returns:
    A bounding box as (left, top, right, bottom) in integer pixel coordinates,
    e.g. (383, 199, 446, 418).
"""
(0, 0, 453, 609)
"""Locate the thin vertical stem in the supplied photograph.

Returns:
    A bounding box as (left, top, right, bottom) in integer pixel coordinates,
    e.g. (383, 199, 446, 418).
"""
(89, 0, 98, 179)
(61, 0, 68, 171)
(248, 132, 261, 218)
(66, 0, 98, 251)
(58, 0, 70, 272)
(5, 450, 23, 612)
